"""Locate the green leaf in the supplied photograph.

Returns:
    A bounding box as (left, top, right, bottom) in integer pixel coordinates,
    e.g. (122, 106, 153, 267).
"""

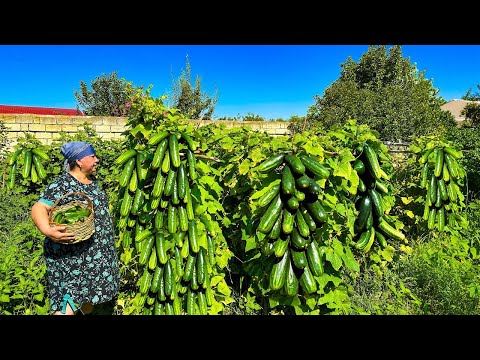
(342, 246, 360, 272)
(325, 248, 343, 271)
(130, 124, 151, 139)
(380, 245, 395, 262)
(197, 184, 214, 201)
(207, 201, 220, 214)
(222, 217, 231, 227)
(268, 297, 280, 308)
(336, 203, 346, 214)
(249, 147, 265, 164)
(239, 159, 251, 175)
(244, 236, 257, 252)
(199, 175, 216, 187)
(405, 210, 415, 219)
(317, 273, 343, 290)
(209, 301, 224, 315)
(216, 249, 231, 268)
(220, 137, 235, 151)
(333, 161, 352, 179)
(196, 160, 212, 174)
(303, 144, 324, 157)
(210, 275, 224, 287)
(409, 143, 422, 153)
(217, 279, 232, 297)
(0, 294, 10, 302)
(323, 190, 338, 207)
(305, 297, 317, 310)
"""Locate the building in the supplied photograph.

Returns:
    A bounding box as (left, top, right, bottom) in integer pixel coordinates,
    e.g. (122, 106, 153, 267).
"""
(441, 99, 480, 124)
(0, 104, 83, 116)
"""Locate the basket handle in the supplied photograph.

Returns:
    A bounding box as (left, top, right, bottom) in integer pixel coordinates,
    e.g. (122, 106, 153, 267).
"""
(50, 191, 94, 211)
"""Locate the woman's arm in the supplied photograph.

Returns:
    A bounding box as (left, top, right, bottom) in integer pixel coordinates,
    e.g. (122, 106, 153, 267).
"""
(31, 201, 76, 243)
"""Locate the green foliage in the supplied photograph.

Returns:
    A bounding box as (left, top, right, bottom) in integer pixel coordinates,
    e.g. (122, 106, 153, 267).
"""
(397, 135, 468, 248)
(446, 126, 480, 199)
(241, 113, 265, 122)
(346, 201, 480, 315)
(397, 232, 480, 315)
(3, 107, 480, 316)
(460, 102, 480, 126)
(287, 115, 317, 134)
(3, 133, 52, 195)
(308, 45, 456, 142)
(74, 71, 142, 116)
(200, 120, 400, 315)
(169, 55, 218, 120)
(112, 92, 234, 315)
(462, 84, 480, 101)
(0, 119, 8, 155)
(345, 265, 422, 315)
(0, 192, 49, 315)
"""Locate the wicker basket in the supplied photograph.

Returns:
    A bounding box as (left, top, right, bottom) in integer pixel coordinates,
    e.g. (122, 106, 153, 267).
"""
(48, 192, 95, 244)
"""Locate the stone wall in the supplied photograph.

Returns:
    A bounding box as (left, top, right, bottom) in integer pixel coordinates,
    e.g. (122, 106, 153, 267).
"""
(0, 114, 291, 150)
(0, 114, 411, 154)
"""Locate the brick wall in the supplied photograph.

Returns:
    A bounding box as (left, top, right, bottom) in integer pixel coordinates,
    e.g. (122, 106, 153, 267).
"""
(0, 114, 411, 154)
(0, 114, 291, 151)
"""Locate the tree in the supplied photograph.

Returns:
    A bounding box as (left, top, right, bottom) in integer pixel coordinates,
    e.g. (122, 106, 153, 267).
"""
(461, 102, 480, 126)
(307, 45, 456, 142)
(462, 85, 480, 101)
(74, 71, 141, 116)
(169, 55, 218, 120)
(242, 113, 265, 122)
(461, 85, 480, 126)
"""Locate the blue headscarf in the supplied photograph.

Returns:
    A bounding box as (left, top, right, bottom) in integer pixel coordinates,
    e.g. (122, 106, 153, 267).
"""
(60, 141, 96, 171)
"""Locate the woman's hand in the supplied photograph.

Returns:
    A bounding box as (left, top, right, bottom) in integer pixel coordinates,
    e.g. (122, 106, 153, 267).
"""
(46, 225, 76, 244)
(32, 201, 76, 244)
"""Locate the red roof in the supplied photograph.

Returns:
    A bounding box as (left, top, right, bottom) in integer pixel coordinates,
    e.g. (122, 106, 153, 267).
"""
(0, 104, 83, 116)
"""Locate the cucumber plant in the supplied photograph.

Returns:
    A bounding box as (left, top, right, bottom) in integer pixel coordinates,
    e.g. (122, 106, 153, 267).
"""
(112, 92, 232, 315)
(3, 133, 49, 191)
(352, 139, 405, 253)
(252, 150, 331, 297)
(414, 140, 467, 232)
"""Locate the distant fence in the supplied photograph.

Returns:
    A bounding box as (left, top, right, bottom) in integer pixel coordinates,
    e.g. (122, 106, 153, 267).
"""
(0, 114, 412, 154)
(384, 141, 411, 153)
(0, 114, 290, 151)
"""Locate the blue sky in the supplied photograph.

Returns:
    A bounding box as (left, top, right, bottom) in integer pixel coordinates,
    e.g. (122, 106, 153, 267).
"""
(1, 45, 479, 120)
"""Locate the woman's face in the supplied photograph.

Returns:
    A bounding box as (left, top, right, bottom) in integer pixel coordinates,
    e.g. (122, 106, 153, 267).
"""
(78, 154, 99, 175)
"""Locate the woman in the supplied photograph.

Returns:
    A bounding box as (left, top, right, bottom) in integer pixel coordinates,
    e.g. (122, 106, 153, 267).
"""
(31, 141, 119, 315)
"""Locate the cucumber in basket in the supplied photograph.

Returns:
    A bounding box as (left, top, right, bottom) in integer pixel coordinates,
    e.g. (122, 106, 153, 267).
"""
(53, 205, 91, 224)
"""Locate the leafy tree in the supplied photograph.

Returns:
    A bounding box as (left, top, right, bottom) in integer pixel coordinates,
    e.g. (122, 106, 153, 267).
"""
(307, 45, 456, 142)
(169, 55, 218, 120)
(242, 112, 265, 122)
(286, 115, 310, 134)
(447, 126, 480, 199)
(461, 103, 480, 126)
(462, 85, 480, 101)
(461, 85, 480, 126)
(74, 71, 141, 116)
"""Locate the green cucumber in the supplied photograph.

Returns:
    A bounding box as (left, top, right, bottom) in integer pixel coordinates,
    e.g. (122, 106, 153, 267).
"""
(298, 153, 330, 179)
(257, 154, 285, 173)
(281, 164, 295, 195)
(269, 250, 289, 291)
(434, 148, 444, 178)
(258, 194, 283, 234)
(284, 153, 305, 175)
(378, 218, 405, 241)
(290, 249, 308, 269)
(306, 240, 323, 276)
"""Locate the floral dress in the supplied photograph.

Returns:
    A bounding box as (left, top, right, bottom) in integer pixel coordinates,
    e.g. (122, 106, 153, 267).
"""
(39, 172, 119, 313)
